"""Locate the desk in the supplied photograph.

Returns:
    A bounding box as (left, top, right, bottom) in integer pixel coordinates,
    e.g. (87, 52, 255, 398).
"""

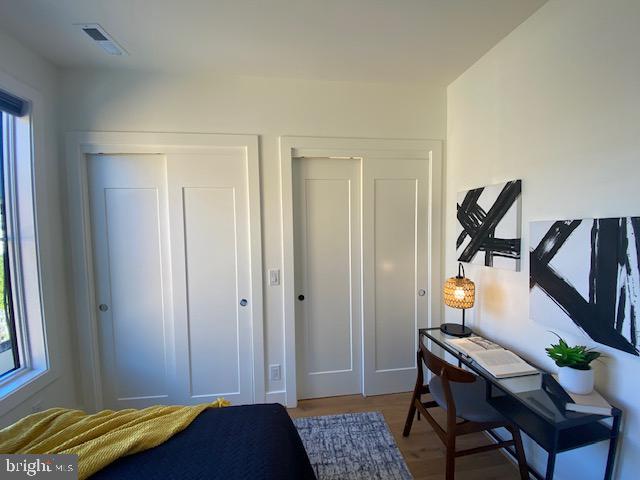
(420, 328, 622, 480)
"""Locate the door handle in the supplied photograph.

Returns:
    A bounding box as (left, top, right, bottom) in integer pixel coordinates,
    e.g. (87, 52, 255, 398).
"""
(298, 295, 305, 301)
(240, 299, 248, 307)
(99, 304, 109, 312)
(418, 289, 426, 297)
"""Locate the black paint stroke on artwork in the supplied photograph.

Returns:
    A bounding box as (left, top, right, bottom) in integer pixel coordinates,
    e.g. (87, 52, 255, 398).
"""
(457, 180, 521, 266)
(530, 218, 640, 356)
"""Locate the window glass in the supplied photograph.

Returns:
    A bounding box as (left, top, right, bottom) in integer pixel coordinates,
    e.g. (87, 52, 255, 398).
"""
(0, 114, 19, 377)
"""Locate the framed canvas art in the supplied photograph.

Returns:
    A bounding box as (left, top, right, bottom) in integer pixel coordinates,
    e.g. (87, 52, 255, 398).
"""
(530, 216, 640, 356)
(456, 179, 522, 271)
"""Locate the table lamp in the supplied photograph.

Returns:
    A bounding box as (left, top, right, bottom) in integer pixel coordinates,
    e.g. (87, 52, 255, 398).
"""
(441, 263, 475, 337)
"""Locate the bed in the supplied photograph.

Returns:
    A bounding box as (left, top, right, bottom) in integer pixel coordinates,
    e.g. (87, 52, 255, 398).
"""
(89, 403, 316, 480)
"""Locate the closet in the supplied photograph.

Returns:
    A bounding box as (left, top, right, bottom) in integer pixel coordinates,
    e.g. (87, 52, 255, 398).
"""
(293, 155, 430, 398)
(87, 149, 258, 409)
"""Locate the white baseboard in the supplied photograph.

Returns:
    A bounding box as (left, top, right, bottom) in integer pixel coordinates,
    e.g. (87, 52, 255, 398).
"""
(265, 390, 287, 405)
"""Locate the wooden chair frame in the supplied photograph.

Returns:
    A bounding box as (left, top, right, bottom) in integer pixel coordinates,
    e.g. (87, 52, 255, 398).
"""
(403, 340, 529, 479)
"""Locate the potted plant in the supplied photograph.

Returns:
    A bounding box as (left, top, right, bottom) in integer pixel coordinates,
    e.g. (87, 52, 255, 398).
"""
(545, 333, 601, 395)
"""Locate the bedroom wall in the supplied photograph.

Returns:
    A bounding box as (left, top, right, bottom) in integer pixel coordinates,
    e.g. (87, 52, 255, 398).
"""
(59, 69, 446, 401)
(445, 0, 640, 478)
(0, 30, 78, 426)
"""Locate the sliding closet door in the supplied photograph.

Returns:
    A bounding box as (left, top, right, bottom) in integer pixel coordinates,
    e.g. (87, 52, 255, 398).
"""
(88, 154, 176, 409)
(293, 158, 362, 399)
(88, 149, 257, 409)
(362, 157, 429, 395)
(167, 151, 255, 405)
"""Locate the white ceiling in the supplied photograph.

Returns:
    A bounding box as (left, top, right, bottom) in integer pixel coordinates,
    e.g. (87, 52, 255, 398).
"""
(0, 0, 546, 84)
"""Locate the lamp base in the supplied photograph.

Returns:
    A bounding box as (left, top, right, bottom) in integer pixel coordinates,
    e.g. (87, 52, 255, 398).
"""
(440, 323, 472, 337)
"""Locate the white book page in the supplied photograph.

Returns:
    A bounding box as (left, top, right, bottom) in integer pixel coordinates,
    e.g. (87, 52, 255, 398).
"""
(470, 349, 537, 378)
(444, 336, 502, 356)
(474, 350, 521, 366)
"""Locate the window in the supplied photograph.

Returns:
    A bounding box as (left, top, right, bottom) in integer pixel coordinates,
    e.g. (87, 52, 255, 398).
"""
(0, 82, 52, 408)
(0, 113, 20, 377)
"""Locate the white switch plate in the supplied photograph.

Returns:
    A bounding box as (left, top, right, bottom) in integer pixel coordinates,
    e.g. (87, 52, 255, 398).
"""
(269, 364, 281, 381)
(268, 269, 280, 286)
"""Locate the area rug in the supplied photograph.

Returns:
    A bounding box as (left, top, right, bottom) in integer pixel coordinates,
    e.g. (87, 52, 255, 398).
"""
(293, 412, 413, 480)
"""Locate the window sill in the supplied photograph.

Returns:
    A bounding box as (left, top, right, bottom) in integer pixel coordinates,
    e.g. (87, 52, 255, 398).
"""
(0, 367, 58, 418)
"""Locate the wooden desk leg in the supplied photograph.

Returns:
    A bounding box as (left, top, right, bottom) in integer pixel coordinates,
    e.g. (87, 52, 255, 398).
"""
(604, 414, 622, 480)
(545, 452, 556, 480)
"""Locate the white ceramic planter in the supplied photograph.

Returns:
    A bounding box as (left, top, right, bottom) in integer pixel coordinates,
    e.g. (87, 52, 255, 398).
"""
(558, 366, 594, 395)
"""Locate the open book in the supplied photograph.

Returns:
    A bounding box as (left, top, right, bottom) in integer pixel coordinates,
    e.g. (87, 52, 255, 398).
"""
(444, 336, 538, 379)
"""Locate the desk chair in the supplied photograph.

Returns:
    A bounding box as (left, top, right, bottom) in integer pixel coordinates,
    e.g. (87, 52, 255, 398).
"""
(403, 341, 529, 480)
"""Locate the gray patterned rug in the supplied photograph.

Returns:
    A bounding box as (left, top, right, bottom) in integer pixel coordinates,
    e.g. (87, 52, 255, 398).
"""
(293, 412, 413, 480)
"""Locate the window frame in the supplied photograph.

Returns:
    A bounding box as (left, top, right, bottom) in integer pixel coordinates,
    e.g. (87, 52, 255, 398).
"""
(0, 72, 57, 415)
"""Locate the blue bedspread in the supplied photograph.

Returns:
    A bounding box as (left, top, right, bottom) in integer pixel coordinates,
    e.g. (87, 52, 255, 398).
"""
(90, 403, 316, 480)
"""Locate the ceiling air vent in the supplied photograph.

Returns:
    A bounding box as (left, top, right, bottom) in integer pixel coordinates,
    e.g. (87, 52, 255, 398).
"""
(76, 23, 127, 56)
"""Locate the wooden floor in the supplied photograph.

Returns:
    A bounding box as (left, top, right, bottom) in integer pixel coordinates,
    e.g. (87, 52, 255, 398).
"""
(288, 392, 520, 480)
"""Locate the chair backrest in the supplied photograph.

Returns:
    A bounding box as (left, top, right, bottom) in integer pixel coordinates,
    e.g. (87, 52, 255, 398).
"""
(418, 333, 476, 419)
(419, 340, 476, 383)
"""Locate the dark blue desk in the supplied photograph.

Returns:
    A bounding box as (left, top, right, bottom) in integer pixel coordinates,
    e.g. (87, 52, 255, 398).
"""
(421, 328, 622, 480)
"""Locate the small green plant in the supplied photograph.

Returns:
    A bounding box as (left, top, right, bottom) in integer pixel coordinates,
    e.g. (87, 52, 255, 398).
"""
(545, 333, 601, 370)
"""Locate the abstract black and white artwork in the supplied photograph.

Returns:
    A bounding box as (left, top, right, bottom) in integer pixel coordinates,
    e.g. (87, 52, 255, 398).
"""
(456, 180, 522, 271)
(530, 217, 640, 356)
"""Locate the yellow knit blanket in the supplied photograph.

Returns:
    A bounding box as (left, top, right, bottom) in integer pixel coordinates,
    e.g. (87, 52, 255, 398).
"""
(0, 399, 230, 479)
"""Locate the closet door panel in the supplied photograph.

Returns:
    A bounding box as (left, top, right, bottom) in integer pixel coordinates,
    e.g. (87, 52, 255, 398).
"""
(167, 152, 254, 405)
(88, 154, 175, 409)
(182, 187, 240, 396)
(373, 178, 419, 372)
(362, 157, 429, 395)
(293, 158, 362, 399)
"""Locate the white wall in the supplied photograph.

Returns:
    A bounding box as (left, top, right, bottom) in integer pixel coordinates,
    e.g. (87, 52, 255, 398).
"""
(0, 30, 79, 426)
(59, 69, 446, 399)
(446, 0, 640, 478)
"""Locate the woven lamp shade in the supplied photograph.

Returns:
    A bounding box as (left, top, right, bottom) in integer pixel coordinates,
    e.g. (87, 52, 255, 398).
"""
(443, 276, 475, 309)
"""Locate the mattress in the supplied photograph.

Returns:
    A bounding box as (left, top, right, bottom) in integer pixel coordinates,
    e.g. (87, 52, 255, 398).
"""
(90, 403, 316, 480)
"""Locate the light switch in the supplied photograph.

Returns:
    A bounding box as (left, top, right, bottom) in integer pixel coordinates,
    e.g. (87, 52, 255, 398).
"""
(269, 269, 280, 286)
